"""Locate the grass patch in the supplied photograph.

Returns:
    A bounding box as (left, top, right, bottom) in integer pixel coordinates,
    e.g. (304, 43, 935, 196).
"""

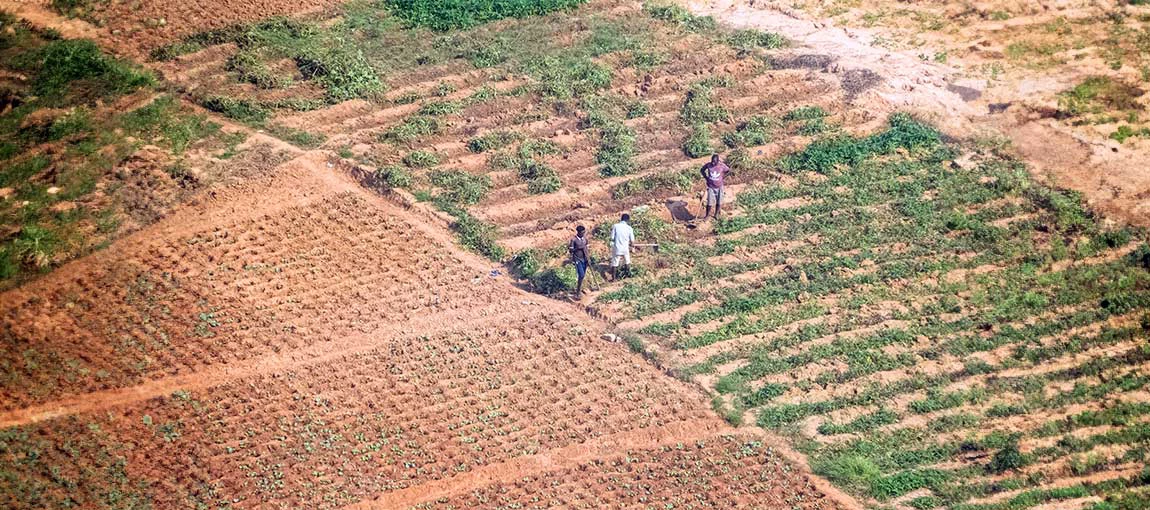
(384, 0, 588, 31)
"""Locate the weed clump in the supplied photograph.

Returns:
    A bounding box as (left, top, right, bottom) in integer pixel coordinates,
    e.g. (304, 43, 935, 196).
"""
(19, 39, 153, 103)
(723, 116, 776, 148)
(683, 124, 713, 158)
(727, 29, 785, 52)
(522, 56, 612, 99)
(226, 50, 288, 89)
(643, 2, 717, 32)
(430, 169, 491, 205)
(596, 122, 638, 177)
(467, 131, 521, 153)
(199, 96, 270, 124)
(384, 0, 588, 31)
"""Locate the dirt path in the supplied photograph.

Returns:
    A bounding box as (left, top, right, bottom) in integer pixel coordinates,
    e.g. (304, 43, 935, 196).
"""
(688, 0, 1150, 228)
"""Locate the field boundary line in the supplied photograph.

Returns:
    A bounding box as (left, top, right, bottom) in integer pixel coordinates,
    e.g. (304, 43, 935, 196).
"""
(348, 418, 730, 509)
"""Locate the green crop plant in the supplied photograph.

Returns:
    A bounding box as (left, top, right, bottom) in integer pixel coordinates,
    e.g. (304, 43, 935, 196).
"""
(383, 0, 588, 31)
(723, 116, 777, 148)
(375, 165, 413, 189)
(522, 55, 612, 99)
(467, 131, 521, 153)
(643, 2, 718, 33)
(611, 168, 693, 199)
(727, 29, 786, 52)
(200, 96, 269, 124)
(402, 150, 440, 168)
(382, 115, 440, 143)
(226, 50, 289, 89)
(429, 169, 490, 205)
(596, 121, 638, 177)
(680, 82, 730, 124)
(518, 160, 562, 194)
(683, 124, 713, 158)
(417, 100, 463, 116)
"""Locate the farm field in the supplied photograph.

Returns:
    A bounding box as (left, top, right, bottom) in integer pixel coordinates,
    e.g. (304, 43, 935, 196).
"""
(2, 0, 1150, 509)
(689, 0, 1150, 227)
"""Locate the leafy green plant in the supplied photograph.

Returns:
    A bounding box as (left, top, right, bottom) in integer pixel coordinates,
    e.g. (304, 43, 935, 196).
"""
(467, 130, 521, 153)
(403, 150, 440, 168)
(683, 123, 713, 157)
(382, 115, 440, 142)
(723, 116, 776, 148)
(681, 82, 730, 124)
(519, 160, 561, 194)
(200, 96, 269, 124)
(727, 29, 785, 51)
(375, 165, 412, 188)
(596, 122, 638, 177)
(384, 0, 588, 31)
(226, 50, 288, 89)
(430, 169, 491, 205)
(986, 437, 1026, 474)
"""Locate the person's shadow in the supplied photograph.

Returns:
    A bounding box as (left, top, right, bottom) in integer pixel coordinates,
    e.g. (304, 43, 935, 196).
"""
(666, 199, 698, 228)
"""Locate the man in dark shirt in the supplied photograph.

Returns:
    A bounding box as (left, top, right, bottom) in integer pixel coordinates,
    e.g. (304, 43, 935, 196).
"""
(700, 154, 730, 220)
(568, 225, 591, 299)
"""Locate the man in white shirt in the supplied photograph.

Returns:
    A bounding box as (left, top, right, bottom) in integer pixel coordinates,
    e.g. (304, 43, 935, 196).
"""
(610, 213, 635, 281)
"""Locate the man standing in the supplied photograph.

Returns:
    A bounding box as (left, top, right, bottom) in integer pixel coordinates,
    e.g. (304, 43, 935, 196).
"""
(700, 153, 730, 220)
(610, 213, 635, 281)
(568, 225, 591, 299)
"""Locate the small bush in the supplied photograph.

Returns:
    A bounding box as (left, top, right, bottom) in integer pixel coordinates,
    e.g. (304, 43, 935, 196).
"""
(727, 29, 785, 51)
(417, 100, 463, 116)
(510, 249, 541, 277)
(597, 122, 638, 177)
(681, 83, 730, 124)
(22, 39, 154, 103)
(643, 2, 717, 32)
(200, 96, 269, 124)
(375, 165, 412, 188)
(226, 50, 288, 89)
(294, 45, 383, 102)
(384, 0, 588, 31)
(986, 438, 1026, 474)
(403, 150, 440, 168)
(382, 115, 440, 142)
(815, 455, 882, 493)
(683, 124, 712, 157)
(467, 131, 521, 153)
(723, 116, 776, 148)
(522, 55, 612, 99)
(519, 160, 562, 194)
(531, 265, 578, 294)
(430, 169, 491, 205)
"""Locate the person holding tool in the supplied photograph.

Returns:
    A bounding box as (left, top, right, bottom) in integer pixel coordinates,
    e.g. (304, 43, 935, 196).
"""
(610, 213, 635, 281)
(568, 224, 592, 299)
(700, 153, 730, 220)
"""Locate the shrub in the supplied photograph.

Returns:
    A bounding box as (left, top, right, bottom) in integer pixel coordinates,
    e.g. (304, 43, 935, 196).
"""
(519, 160, 562, 194)
(531, 265, 578, 294)
(683, 124, 713, 157)
(467, 131, 521, 153)
(681, 83, 730, 124)
(403, 150, 440, 168)
(727, 29, 785, 51)
(815, 455, 882, 493)
(452, 211, 505, 260)
(294, 45, 383, 102)
(510, 249, 541, 277)
(200, 96, 269, 124)
(522, 55, 612, 99)
(226, 50, 288, 89)
(417, 100, 463, 116)
(1128, 243, 1150, 270)
(597, 122, 638, 177)
(643, 2, 717, 32)
(375, 165, 412, 188)
(384, 0, 588, 31)
(986, 438, 1026, 474)
(430, 169, 491, 205)
(382, 115, 440, 142)
(723, 116, 776, 147)
(22, 39, 154, 103)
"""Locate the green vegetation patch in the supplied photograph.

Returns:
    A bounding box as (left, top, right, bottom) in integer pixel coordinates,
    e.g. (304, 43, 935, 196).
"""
(384, 0, 588, 31)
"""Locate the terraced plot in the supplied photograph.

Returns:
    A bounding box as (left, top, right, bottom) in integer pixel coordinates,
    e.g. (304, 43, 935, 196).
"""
(0, 150, 840, 509)
(591, 118, 1150, 508)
